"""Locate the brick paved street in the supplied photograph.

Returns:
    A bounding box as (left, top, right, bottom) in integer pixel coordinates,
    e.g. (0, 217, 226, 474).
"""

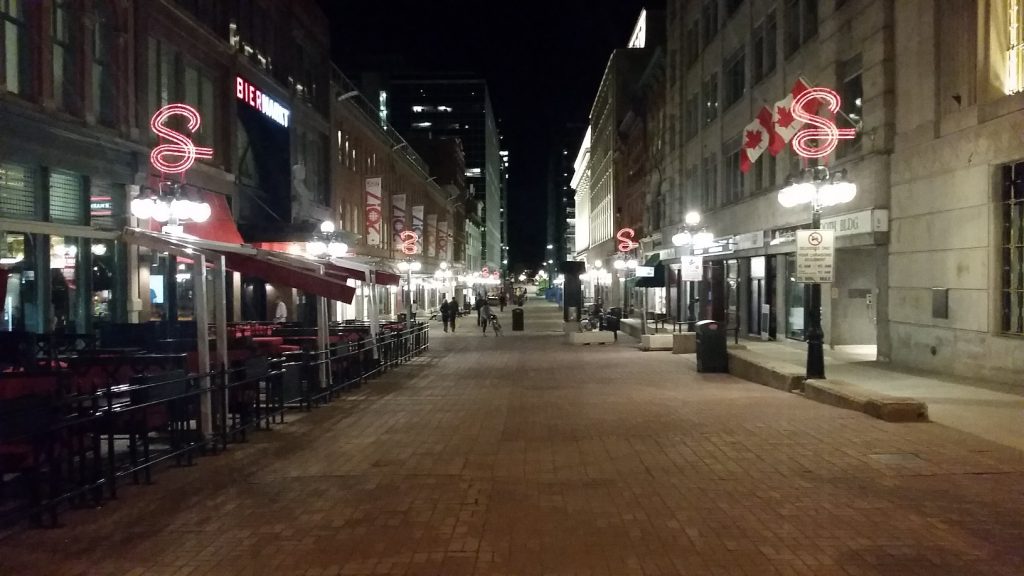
(1, 302, 1023, 576)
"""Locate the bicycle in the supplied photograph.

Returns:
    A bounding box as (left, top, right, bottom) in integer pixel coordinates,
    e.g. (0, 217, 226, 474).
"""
(489, 314, 503, 336)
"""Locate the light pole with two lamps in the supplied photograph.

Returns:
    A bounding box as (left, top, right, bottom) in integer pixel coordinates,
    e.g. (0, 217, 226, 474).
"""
(670, 211, 714, 331)
(777, 166, 856, 379)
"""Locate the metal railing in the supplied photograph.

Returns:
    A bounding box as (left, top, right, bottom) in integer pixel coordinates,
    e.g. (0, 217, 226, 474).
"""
(0, 324, 430, 533)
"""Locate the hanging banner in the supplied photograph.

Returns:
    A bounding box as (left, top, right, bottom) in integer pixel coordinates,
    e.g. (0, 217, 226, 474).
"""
(365, 178, 382, 246)
(438, 221, 449, 261)
(392, 194, 407, 247)
(425, 214, 437, 258)
(411, 205, 424, 254)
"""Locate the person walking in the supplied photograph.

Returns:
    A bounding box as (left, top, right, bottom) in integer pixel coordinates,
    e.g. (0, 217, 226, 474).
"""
(474, 293, 484, 327)
(410, 299, 418, 322)
(480, 299, 493, 336)
(499, 292, 507, 312)
(273, 297, 288, 323)
(440, 296, 451, 333)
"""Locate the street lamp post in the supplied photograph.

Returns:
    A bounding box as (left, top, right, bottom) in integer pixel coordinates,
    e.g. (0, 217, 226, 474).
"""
(671, 211, 713, 332)
(397, 260, 422, 331)
(778, 166, 857, 379)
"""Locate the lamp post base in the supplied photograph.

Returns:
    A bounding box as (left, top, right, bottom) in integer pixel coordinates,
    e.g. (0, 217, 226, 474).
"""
(805, 259, 825, 380)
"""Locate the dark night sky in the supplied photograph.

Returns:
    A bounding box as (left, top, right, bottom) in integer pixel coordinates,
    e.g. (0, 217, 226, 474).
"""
(318, 0, 659, 272)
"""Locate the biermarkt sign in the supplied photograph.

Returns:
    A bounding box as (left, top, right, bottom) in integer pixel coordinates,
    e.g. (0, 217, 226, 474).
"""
(796, 230, 835, 283)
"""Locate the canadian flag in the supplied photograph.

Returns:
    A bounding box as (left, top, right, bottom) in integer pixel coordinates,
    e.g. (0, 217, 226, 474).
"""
(740, 106, 773, 174)
(769, 79, 818, 156)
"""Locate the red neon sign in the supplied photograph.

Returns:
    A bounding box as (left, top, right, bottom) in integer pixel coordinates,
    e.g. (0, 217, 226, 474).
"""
(481, 267, 490, 279)
(616, 228, 639, 252)
(150, 104, 214, 174)
(400, 231, 418, 255)
(790, 88, 857, 159)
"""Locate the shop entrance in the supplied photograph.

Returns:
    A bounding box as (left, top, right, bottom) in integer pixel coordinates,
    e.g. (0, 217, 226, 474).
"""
(748, 256, 776, 339)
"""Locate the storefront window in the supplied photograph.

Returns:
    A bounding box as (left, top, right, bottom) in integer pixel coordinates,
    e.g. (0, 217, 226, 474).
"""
(1, 232, 42, 332)
(90, 239, 116, 324)
(49, 235, 87, 333)
(175, 259, 195, 321)
(785, 254, 806, 340)
(148, 253, 169, 321)
(726, 259, 739, 331)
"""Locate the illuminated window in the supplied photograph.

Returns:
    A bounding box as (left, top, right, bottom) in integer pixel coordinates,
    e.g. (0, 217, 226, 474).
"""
(1009, 0, 1024, 94)
(1001, 161, 1024, 335)
(1, 0, 29, 95)
(702, 73, 719, 124)
(412, 122, 432, 128)
(0, 162, 38, 220)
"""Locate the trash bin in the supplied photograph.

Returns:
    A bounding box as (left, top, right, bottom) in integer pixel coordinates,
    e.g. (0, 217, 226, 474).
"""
(512, 308, 524, 331)
(603, 314, 620, 339)
(695, 320, 728, 373)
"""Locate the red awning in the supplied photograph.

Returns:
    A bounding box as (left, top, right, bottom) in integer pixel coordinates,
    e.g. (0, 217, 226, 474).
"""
(148, 192, 243, 245)
(185, 192, 243, 244)
(325, 261, 367, 283)
(219, 252, 355, 304)
(374, 271, 402, 286)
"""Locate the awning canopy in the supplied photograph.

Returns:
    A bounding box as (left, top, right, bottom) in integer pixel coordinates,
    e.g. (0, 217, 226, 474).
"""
(636, 254, 666, 288)
(374, 271, 402, 286)
(122, 229, 355, 304)
(220, 252, 355, 304)
(326, 261, 368, 283)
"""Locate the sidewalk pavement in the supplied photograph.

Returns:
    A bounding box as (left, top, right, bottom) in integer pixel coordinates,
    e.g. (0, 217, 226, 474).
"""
(2, 299, 1023, 575)
(730, 339, 1024, 453)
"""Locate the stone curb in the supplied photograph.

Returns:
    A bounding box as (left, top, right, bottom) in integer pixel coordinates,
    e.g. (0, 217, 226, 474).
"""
(640, 334, 674, 351)
(805, 379, 930, 422)
(722, 347, 930, 422)
(727, 349, 805, 392)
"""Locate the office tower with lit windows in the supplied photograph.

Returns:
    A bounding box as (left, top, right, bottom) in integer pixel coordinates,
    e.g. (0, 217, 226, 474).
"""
(360, 74, 503, 272)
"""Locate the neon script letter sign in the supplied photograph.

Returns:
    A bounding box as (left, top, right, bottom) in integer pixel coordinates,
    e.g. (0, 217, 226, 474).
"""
(616, 228, 639, 252)
(150, 104, 214, 174)
(400, 231, 419, 255)
(790, 87, 856, 159)
(236, 77, 291, 127)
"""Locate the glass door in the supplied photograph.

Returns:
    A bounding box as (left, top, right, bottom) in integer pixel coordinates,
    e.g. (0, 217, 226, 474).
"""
(785, 254, 806, 340)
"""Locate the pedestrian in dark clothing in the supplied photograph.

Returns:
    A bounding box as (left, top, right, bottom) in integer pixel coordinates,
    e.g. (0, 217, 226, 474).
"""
(440, 297, 451, 332)
(499, 293, 507, 312)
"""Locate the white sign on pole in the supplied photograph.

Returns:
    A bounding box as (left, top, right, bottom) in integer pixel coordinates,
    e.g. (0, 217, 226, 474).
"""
(796, 229, 835, 283)
(635, 266, 655, 277)
(681, 256, 703, 281)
